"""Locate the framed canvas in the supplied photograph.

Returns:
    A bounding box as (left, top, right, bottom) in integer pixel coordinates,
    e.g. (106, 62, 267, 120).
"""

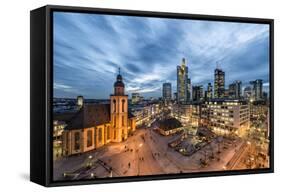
(30, 5, 274, 187)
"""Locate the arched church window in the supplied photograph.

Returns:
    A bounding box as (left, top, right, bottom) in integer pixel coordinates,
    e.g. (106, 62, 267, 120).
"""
(107, 126, 110, 140)
(98, 128, 102, 142)
(87, 130, 92, 147)
(122, 115, 125, 126)
(113, 99, 116, 112)
(122, 99, 125, 112)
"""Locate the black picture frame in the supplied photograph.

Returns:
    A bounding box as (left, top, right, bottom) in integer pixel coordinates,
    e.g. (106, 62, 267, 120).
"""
(30, 4, 274, 187)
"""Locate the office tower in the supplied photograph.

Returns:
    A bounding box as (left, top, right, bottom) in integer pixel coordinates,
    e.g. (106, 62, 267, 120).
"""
(192, 85, 204, 101)
(243, 86, 252, 100)
(163, 82, 172, 101)
(174, 92, 178, 101)
(177, 58, 191, 104)
(250, 79, 263, 101)
(229, 80, 242, 99)
(214, 68, 225, 98)
(206, 83, 213, 99)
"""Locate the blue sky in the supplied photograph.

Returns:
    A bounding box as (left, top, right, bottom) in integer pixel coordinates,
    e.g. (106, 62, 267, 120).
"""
(53, 12, 270, 99)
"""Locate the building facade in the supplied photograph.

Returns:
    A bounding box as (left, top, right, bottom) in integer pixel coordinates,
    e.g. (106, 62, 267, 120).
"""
(214, 68, 225, 98)
(61, 70, 136, 156)
(243, 86, 252, 100)
(250, 79, 263, 101)
(206, 83, 213, 100)
(201, 99, 250, 137)
(192, 85, 204, 101)
(131, 92, 141, 104)
(162, 82, 172, 101)
(177, 58, 191, 104)
(228, 80, 242, 99)
(53, 120, 67, 159)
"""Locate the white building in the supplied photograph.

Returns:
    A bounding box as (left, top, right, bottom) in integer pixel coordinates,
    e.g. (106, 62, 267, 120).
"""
(201, 99, 250, 137)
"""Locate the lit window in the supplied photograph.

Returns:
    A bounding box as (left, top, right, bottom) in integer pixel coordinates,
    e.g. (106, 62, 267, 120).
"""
(98, 129, 102, 142)
(122, 99, 125, 112)
(87, 130, 92, 147)
(74, 132, 80, 150)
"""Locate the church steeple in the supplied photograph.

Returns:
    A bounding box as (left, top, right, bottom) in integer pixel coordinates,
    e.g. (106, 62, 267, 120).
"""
(110, 67, 129, 142)
(114, 67, 125, 95)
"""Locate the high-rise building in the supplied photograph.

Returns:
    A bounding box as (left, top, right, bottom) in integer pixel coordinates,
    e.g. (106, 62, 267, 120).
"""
(173, 92, 178, 101)
(192, 85, 204, 101)
(187, 78, 191, 102)
(177, 58, 191, 104)
(162, 82, 172, 101)
(206, 83, 213, 100)
(224, 89, 229, 98)
(250, 79, 263, 101)
(214, 68, 225, 98)
(263, 91, 268, 101)
(243, 86, 252, 100)
(131, 93, 141, 104)
(228, 80, 242, 99)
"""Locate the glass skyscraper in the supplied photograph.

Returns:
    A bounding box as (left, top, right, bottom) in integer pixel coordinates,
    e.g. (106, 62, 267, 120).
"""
(228, 80, 242, 99)
(177, 58, 191, 104)
(162, 82, 172, 101)
(214, 68, 225, 98)
(250, 79, 263, 101)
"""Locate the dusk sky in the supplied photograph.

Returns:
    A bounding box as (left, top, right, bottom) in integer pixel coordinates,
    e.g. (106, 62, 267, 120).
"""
(53, 12, 270, 99)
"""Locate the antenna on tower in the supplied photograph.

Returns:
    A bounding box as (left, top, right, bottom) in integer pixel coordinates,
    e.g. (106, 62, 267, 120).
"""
(118, 67, 121, 75)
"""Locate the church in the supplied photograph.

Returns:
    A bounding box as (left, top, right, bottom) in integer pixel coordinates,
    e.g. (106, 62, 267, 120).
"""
(62, 70, 136, 156)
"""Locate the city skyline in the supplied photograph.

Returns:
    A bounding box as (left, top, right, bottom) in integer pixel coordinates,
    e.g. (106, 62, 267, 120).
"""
(54, 12, 270, 99)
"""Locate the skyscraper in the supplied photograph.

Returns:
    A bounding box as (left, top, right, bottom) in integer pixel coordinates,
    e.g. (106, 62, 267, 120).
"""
(250, 79, 263, 101)
(192, 85, 204, 101)
(228, 80, 242, 99)
(206, 83, 213, 100)
(162, 82, 172, 101)
(177, 58, 191, 104)
(243, 86, 252, 100)
(214, 68, 225, 98)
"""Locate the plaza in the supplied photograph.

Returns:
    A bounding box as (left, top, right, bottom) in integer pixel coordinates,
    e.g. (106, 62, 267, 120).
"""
(53, 120, 266, 180)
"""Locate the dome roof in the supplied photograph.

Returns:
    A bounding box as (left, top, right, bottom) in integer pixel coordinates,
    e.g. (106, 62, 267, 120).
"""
(114, 81, 124, 87)
(114, 68, 124, 87)
(117, 74, 122, 81)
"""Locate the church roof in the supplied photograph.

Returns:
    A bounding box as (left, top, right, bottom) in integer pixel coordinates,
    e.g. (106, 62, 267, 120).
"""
(114, 80, 125, 87)
(158, 118, 182, 131)
(53, 112, 77, 123)
(65, 103, 111, 130)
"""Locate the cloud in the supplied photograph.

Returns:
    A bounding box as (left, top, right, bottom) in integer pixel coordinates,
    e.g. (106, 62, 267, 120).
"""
(53, 12, 270, 99)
